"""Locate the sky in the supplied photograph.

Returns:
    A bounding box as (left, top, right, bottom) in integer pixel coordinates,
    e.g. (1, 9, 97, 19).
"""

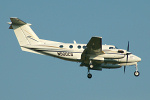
(1, 0, 150, 100)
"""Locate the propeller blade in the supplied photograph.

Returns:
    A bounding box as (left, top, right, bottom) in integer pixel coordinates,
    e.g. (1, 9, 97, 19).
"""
(124, 41, 129, 74)
(127, 41, 129, 51)
(127, 54, 129, 62)
(126, 41, 129, 62)
(124, 66, 126, 73)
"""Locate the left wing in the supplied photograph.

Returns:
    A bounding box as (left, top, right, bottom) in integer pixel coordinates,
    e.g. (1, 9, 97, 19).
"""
(81, 37, 104, 61)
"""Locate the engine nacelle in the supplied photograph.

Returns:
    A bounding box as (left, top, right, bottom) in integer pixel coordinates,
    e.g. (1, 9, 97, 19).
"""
(100, 63, 121, 68)
(102, 53, 125, 59)
(90, 54, 125, 60)
(90, 67, 102, 71)
(90, 63, 121, 71)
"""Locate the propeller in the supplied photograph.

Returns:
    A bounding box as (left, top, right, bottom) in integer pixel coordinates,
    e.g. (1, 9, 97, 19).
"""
(126, 41, 129, 62)
(124, 41, 129, 73)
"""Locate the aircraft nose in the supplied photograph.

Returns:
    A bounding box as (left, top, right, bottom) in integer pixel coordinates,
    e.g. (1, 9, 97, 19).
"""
(137, 57, 141, 62)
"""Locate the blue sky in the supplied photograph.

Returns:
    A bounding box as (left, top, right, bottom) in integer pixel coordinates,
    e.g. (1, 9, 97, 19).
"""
(1, 0, 150, 100)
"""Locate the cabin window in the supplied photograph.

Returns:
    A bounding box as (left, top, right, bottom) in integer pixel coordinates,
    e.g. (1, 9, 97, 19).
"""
(109, 47, 114, 49)
(83, 46, 87, 49)
(78, 45, 81, 49)
(59, 45, 63, 48)
(69, 45, 73, 49)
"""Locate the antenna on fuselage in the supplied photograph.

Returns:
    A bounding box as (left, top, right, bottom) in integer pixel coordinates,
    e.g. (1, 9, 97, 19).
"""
(73, 40, 77, 44)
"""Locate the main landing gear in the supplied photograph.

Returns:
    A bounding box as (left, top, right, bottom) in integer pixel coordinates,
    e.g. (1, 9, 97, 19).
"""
(87, 73, 92, 79)
(87, 68, 92, 79)
(134, 63, 140, 77)
(87, 60, 93, 79)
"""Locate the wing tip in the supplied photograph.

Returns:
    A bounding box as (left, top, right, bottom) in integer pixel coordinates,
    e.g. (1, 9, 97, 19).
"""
(10, 17, 18, 19)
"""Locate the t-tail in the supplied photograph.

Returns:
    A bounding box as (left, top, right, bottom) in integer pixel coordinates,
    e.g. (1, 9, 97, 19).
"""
(9, 17, 40, 45)
(8, 17, 42, 53)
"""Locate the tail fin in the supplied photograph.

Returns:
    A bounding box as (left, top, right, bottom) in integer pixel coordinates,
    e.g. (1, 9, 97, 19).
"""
(8, 17, 40, 46)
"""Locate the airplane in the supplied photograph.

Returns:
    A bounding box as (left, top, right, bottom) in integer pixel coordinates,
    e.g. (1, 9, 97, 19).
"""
(8, 17, 141, 79)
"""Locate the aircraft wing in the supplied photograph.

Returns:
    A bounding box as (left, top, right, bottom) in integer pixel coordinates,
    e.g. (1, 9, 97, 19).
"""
(81, 37, 104, 61)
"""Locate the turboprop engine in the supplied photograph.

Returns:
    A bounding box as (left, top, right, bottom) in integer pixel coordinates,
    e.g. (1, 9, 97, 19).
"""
(89, 53, 125, 61)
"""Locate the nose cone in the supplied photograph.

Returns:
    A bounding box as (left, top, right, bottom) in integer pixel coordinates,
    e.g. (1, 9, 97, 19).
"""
(137, 56, 141, 62)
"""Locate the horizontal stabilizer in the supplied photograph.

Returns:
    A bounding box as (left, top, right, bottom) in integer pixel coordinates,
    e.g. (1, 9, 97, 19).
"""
(8, 18, 32, 29)
(10, 17, 26, 25)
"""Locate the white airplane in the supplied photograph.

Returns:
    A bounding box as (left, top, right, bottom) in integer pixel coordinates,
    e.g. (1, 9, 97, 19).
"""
(8, 17, 141, 78)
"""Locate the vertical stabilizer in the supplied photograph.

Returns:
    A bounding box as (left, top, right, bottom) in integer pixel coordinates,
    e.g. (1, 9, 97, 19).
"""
(9, 17, 40, 46)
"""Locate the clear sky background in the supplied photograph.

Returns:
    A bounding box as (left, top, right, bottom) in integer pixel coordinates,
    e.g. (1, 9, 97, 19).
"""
(1, 0, 150, 100)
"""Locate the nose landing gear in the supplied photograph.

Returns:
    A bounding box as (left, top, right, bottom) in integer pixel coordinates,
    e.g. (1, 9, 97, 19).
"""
(134, 71, 140, 77)
(134, 63, 140, 77)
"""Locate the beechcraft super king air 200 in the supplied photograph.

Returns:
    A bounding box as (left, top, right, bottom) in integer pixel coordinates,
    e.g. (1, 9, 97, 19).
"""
(8, 17, 141, 78)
